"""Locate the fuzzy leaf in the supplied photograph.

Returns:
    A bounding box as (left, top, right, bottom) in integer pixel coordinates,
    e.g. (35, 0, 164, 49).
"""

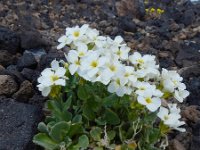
(38, 122, 48, 134)
(49, 121, 70, 142)
(90, 127, 102, 141)
(77, 135, 89, 148)
(33, 133, 58, 150)
(104, 108, 120, 125)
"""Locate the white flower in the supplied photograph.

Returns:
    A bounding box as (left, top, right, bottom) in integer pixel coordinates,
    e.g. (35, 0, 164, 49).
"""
(137, 90, 161, 112)
(112, 45, 130, 60)
(65, 50, 81, 75)
(157, 105, 186, 132)
(75, 43, 88, 57)
(57, 35, 70, 49)
(174, 90, 189, 103)
(80, 51, 107, 79)
(37, 60, 67, 96)
(107, 75, 128, 97)
(135, 82, 163, 97)
(123, 66, 137, 83)
(161, 69, 183, 92)
(129, 52, 159, 78)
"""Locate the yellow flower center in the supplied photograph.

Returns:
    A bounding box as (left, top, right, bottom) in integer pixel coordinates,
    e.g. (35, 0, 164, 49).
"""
(116, 78, 120, 85)
(124, 73, 130, 77)
(145, 97, 152, 104)
(109, 65, 116, 72)
(50, 75, 59, 82)
(91, 61, 98, 68)
(139, 87, 145, 90)
(116, 50, 121, 56)
(137, 59, 144, 64)
(164, 115, 169, 120)
(79, 52, 85, 57)
(73, 31, 80, 37)
(75, 60, 80, 65)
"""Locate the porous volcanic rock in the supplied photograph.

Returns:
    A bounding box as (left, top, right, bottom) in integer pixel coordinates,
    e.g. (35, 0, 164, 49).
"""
(0, 98, 42, 150)
(0, 75, 18, 96)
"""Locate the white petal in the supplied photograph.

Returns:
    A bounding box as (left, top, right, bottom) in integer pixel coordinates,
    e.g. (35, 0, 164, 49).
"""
(41, 68, 54, 77)
(57, 42, 66, 49)
(55, 67, 66, 77)
(41, 87, 51, 97)
(51, 60, 59, 70)
(69, 64, 79, 75)
(54, 79, 66, 86)
(87, 68, 98, 78)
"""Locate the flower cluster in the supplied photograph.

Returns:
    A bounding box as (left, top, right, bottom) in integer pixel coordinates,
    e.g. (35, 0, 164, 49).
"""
(38, 24, 189, 132)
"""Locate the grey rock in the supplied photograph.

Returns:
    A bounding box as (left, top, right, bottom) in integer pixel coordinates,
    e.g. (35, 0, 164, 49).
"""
(182, 9, 195, 26)
(21, 68, 40, 82)
(186, 77, 200, 106)
(0, 27, 20, 54)
(17, 53, 38, 70)
(24, 48, 47, 63)
(175, 42, 200, 67)
(19, 31, 48, 50)
(190, 120, 200, 150)
(0, 98, 42, 150)
(0, 75, 18, 96)
(119, 17, 137, 33)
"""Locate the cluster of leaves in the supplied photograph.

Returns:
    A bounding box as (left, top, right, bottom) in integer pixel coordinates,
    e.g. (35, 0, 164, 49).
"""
(33, 73, 166, 150)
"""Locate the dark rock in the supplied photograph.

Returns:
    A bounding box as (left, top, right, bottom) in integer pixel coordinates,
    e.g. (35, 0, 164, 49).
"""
(29, 93, 47, 107)
(186, 77, 200, 106)
(17, 53, 38, 71)
(0, 27, 20, 54)
(175, 42, 200, 67)
(0, 50, 15, 67)
(0, 98, 42, 150)
(179, 64, 200, 79)
(115, 0, 145, 19)
(39, 50, 65, 70)
(6, 65, 25, 84)
(181, 9, 195, 26)
(168, 139, 186, 150)
(190, 120, 200, 150)
(182, 106, 200, 124)
(21, 68, 40, 83)
(0, 75, 18, 96)
(13, 80, 34, 102)
(118, 17, 137, 33)
(19, 30, 48, 50)
(24, 48, 47, 63)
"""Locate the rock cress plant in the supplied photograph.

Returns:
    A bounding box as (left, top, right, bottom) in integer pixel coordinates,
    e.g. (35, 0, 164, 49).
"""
(33, 24, 189, 150)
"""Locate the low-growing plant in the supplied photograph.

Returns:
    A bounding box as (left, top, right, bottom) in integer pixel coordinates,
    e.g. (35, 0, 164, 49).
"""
(33, 24, 189, 150)
(145, 7, 165, 19)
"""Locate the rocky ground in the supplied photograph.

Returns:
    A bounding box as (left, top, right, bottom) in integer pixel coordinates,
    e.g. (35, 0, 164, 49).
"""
(0, 0, 200, 150)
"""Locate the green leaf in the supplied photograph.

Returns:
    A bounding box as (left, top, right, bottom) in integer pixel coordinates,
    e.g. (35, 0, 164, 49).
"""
(63, 96, 72, 110)
(77, 85, 90, 100)
(107, 130, 116, 141)
(33, 133, 58, 150)
(90, 127, 102, 141)
(68, 123, 84, 137)
(104, 108, 120, 125)
(72, 115, 82, 123)
(83, 104, 95, 120)
(149, 128, 160, 144)
(77, 135, 89, 148)
(38, 122, 48, 134)
(103, 94, 118, 107)
(49, 121, 70, 142)
(61, 110, 72, 122)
